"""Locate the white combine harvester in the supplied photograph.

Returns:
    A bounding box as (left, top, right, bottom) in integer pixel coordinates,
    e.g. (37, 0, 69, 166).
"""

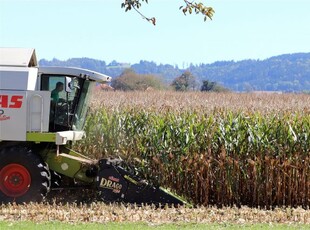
(0, 48, 185, 205)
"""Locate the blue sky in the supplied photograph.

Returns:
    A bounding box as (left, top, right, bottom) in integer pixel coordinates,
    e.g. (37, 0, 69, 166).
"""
(1, 0, 309, 67)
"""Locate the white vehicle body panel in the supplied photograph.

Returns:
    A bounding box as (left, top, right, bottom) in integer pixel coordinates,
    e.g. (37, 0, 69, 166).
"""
(0, 90, 51, 141)
(0, 47, 111, 144)
(0, 66, 38, 90)
(0, 91, 27, 141)
(0, 48, 37, 67)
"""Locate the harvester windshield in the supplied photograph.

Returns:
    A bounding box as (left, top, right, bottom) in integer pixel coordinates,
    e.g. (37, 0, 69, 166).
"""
(41, 74, 93, 132)
(72, 80, 94, 131)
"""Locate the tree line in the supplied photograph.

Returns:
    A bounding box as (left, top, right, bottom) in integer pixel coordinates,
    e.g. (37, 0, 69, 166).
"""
(109, 69, 228, 92)
(39, 52, 310, 92)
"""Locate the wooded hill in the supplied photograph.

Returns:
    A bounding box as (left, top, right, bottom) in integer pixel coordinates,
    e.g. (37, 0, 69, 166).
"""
(39, 52, 310, 92)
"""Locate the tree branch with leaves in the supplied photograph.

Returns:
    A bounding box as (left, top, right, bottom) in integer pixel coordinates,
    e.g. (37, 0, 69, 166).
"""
(181, 0, 214, 21)
(121, 0, 214, 25)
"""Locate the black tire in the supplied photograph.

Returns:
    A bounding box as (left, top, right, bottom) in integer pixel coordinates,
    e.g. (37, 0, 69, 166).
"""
(50, 170, 62, 188)
(0, 146, 51, 204)
(44, 163, 52, 192)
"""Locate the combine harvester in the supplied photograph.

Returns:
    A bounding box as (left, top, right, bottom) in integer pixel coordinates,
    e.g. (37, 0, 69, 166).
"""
(0, 48, 185, 205)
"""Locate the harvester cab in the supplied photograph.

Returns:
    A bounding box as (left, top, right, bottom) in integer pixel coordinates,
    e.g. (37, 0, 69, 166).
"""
(39, 66, 101, 133)
(0, 48, 186, 206)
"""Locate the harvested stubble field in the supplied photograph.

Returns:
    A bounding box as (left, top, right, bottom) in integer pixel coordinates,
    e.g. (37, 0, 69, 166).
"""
(0, 203, 309, 225)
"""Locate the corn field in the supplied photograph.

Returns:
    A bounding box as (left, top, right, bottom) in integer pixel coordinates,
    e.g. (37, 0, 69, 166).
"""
(75, 91, 310, 208)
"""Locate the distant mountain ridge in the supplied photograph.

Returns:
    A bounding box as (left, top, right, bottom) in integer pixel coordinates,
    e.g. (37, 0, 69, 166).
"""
(39, 53, 310, 92)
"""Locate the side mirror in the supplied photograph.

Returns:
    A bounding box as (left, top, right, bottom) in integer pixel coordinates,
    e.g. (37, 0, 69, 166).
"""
(65, 77, 72, 93)
(66, 77, 80, 92)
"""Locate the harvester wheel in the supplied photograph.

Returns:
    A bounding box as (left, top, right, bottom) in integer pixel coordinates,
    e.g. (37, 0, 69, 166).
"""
(0, 146, 51, 204)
